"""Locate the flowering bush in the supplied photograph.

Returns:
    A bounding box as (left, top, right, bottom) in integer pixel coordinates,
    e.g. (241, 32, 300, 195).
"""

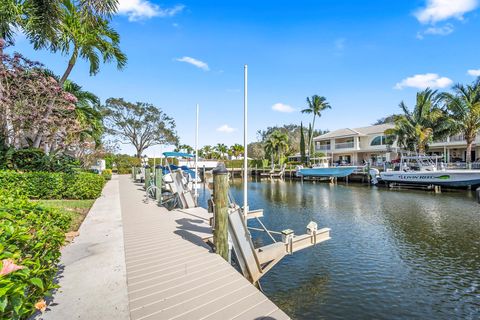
(0, 190, 71, 319)
(0, 171, 105, 200)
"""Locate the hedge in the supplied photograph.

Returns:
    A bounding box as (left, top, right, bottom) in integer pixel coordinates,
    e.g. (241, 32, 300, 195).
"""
(0, 171, 105, 200)
(0, 190, 71, 319)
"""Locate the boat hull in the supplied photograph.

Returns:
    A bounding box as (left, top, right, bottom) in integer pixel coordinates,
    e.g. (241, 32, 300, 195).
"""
(380, 170, 480, 187)
(298, 166, 357, 178)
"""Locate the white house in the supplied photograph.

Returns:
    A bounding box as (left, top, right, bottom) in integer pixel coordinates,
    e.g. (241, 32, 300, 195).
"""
(313, 123, 480, 165)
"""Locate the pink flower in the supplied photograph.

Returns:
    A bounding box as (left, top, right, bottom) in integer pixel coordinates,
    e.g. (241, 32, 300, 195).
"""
(0, 259, 24, 276)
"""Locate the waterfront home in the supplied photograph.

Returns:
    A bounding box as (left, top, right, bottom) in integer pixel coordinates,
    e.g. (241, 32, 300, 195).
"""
(429, 133, 480, 163)
(313, 124, 398, 166)
(313, 123, 480, 165)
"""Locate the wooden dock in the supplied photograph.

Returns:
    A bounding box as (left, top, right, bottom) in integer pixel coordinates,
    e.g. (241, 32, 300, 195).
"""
(118, 175, 290, 320)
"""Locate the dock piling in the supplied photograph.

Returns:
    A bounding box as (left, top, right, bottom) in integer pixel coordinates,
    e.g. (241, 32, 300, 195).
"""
(213, 164, 229, 261)
(476, 187, 480, 203)
(155, 167, 162, 204)
(144, 168, 151, 190)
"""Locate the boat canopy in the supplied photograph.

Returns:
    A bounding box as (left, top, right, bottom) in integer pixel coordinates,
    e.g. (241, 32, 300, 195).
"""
(162, 152, 194, 158)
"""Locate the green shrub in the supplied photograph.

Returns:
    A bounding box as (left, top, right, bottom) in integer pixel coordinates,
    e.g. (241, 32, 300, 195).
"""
(0, 148, 80, 173)
(101, 169, 112, 180)
(0, 190, 71, 319)
(0, 171, 105, 200)
(64, 173, 105, 199)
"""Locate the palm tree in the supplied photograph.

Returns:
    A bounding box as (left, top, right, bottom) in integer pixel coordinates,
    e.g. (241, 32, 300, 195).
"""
(56, 0, 127, 85)
(230, 143, 244, 159)
(215, 143, 228, 159)
(0, 0, 119, 55)
(264, 130, 289, 167)
(386, 89, 452, 154)
(301, 95, 331, 159)
(441, 79, 480, 163)
(202, 145, 213, 158)
(63, 80, 103, 146)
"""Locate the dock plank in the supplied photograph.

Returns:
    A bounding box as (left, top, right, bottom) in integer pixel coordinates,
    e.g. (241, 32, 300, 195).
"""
(118, 175, 290, 320)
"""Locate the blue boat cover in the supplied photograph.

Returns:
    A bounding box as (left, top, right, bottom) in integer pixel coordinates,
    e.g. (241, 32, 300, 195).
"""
(163, 152, 194, 158)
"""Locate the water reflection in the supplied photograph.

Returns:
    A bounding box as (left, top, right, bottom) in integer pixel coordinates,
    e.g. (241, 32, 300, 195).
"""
(205, 179, 480, 320)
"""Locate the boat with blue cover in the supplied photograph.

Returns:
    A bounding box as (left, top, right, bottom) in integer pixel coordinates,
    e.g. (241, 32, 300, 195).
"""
(297, 157, 358, 178)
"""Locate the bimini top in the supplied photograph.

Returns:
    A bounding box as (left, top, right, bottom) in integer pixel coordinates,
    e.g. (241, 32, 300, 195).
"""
(163, 152, 194, 158)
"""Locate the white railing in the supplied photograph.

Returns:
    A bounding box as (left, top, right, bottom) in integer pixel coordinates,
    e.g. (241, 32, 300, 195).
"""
(450, 134, 465, 142)
(335, 142, 354, 149)
(317, 145, 331, 151)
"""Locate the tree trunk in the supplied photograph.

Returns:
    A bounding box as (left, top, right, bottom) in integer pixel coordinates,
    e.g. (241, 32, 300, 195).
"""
(466, 141, 473, 163)
(308, 115, 316, 161)
(60, 47, 78, 86)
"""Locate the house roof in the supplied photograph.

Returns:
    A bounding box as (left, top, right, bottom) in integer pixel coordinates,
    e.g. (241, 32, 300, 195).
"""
(314, 123, 395, 141)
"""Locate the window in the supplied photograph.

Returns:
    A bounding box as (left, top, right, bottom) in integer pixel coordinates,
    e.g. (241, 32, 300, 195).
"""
(370, 136, 383, 146)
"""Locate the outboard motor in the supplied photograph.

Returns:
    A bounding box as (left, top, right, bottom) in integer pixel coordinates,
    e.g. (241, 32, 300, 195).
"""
(295, 165, 303, 177)
(369, 168, 380, 185)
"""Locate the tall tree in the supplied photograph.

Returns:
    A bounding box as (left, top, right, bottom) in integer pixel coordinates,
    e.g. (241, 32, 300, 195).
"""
(230, 143, 244, 159)
(215, 143, 228, 159)
(386, 89, 452, 154)
(300, 122, 306, 164)
(301, 95, 331, 158)
(441, 79, 480, 163)
(103, 98, 178, 158)
(264, 130, 289, 167)
(56, 0, 127, 85)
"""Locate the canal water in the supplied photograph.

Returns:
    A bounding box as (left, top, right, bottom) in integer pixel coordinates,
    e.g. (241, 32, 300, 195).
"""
(199, 179, 480, 320)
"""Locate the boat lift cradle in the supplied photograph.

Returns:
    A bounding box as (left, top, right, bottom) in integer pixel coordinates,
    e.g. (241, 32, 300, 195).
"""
(163, 168, 331, 285)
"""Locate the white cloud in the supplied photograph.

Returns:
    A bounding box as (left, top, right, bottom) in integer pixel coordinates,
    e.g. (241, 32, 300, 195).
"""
(415, 0, 478, 24)
(175, 56, 209, 71)
(394, 73, 453, 90)
(118, 1, 185, 21)
(272, 103, 295, 113)
(467, 69, 480, 76)
(217, 125, 236, 133)
(417, 23, 454, 39)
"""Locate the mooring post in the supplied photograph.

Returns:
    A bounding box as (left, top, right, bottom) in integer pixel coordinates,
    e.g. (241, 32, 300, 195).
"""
(476, 187, 480, 204)
(131, 166, 134, 179)
(144, 167, 151, 190)
(213, 163, 229, 261)
(155, 167, 162, 204)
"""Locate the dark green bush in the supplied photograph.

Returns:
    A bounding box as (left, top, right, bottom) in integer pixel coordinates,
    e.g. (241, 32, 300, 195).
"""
(0, 190, 71, 319)
(0, 171, 105, 200)
(0, 148, 80, 173)
(64, 173, 105, 199)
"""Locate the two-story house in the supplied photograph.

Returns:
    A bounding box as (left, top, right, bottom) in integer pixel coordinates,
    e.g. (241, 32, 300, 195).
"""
(313, 123, 480, 164)
(313, 123, 398, 165)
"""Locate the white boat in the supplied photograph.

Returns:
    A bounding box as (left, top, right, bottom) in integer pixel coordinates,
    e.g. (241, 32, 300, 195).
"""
(372, 155, 480, 187)
(297, 157, 358, 178)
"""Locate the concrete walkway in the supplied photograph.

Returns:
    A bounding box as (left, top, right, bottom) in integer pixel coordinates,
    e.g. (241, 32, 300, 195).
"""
(35, 175, 129, 320)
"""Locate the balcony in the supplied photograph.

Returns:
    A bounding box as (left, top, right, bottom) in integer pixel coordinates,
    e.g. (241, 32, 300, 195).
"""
(450, 134, 465, 142)
(317, 145, 331, 151)
(335, 142, 354, 149)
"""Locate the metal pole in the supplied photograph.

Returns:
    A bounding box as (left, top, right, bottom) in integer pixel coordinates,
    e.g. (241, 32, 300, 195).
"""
(195, 104, 199, 204)
(243, 64, 249, 219)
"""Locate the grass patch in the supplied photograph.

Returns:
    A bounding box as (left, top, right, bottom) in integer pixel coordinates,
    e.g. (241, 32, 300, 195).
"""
(35, 199, 95, 231)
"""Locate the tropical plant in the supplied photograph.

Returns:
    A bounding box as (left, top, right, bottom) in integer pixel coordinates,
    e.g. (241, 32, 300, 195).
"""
(441, 79, 480, 163)
(63, 80, 103, 147)
(230, 143, 244, 159)
(103, 98, 178, 158)
(301, 95, 331, 157)
(264, 130, 289, 167)
(56, 0, 126, 85)
(215, 143, 228, 159)
(386, 89, 452, 154)
(174, 144, 194, 154)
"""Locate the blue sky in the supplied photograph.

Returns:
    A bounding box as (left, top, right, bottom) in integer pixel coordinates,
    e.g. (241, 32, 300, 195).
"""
(8, 0, 480, 156)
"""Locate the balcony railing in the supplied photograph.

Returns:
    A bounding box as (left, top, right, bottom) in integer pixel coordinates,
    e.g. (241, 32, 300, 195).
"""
(450, 134, 465, 142)
(335, 142, 354, 149)
(317, 145, 331, 151)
